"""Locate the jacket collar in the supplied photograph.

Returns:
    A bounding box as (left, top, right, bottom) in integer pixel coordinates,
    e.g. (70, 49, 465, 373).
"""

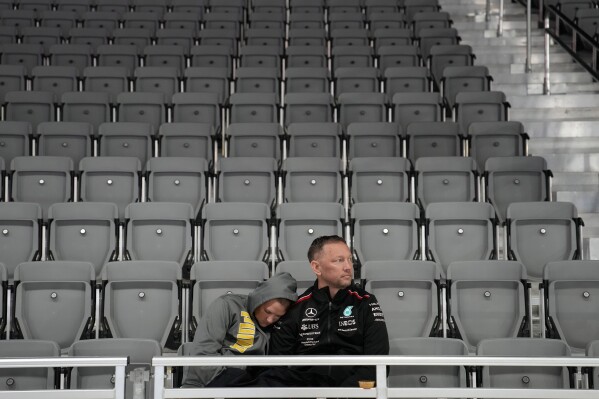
(309, 280, 354, 304)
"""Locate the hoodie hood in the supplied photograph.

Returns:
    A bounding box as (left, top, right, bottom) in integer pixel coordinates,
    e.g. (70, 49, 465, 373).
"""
(248, 272, 298, 314)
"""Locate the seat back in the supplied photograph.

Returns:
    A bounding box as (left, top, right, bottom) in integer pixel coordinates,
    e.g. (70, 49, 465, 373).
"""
(0, 202, 41, 282)
(217, 157, 277, 207)
(388, 337, 469, 388)
(407, 121, 461, 161)
(48, 202, 118, 279)
(0, 121, 31, 166)
(507, 202, 579, 279)
(478, 338, 571, 388)
(275, 261, 315, 293)
(364, 260, 441, 338)
(447, 260, 528, 352)
(277, 203, 345, 261)
(415, 156, 477, 209)
(202, 203, 270, 261)
(227, 122, 283, 158)
(347, 122, 402, 159)
(102, 261, 181, 348)
(468, 121, 526, 172)
(283, 157, 343, 203)
(37, 122, 93, 169)
(0, 340, 59, 391)
(14, 261, 95, 350)
(352, 202, 420, 264)
(286, 122, 342, 158)
(158, 123, 214, 160)
(125, 202, 194, 267)
(426, 202, 496, 275)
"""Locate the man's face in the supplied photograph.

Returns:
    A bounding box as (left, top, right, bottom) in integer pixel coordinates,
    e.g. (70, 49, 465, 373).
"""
(254, 298, 290, 328)
(311, 241, 354, 291)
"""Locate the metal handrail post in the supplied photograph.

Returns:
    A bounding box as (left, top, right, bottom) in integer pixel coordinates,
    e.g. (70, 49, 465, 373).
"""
(497, 0, 504, 37)
(526, 0, 533, 72)
(485, 0, 491, 22)
(543, 14, 551, 95)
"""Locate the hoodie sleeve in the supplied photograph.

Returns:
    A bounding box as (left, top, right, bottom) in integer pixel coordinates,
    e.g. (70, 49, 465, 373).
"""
(268, 308, 299, 355)
(340, 294, 389, 387)
(182, 297, 233, 387)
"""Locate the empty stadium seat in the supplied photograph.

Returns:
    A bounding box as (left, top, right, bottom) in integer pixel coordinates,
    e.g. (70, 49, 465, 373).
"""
(37, 122, 93, 168)
(0, 121, 31, 166)
(0, 340, 60, 391)
(0, 202, 41, 282)
(406, 121, 462, 161)
(468, 121, 528, 172)
(286, 122, 342, 158)
(447, 261, 529, 352)
(349, 157, 411, 203)
(275, 260, 315, 293)
(158, 123, 215, 160)
(217, 157, 278, 207)
(347, 122, 402, 159)
(282, 157, 343, 203)
(61, 92, 112, 130)
(98, 122, 154, 165)
(415, 156, 477, 208)
(226, 122, 283, 159)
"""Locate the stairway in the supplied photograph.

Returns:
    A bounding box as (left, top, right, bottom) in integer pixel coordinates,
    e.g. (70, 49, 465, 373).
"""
(441, 0, 599, 260)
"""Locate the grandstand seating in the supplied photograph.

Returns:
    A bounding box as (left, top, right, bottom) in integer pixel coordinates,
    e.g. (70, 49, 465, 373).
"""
(0, 0, 597, 396)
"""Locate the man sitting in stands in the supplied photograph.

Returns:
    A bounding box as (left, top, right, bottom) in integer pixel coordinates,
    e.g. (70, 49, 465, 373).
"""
(182, 272, 298, 388)
(254, 235, 389, 387)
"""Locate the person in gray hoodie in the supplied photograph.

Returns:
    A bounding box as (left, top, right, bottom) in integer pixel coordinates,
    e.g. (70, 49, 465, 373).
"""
(182, 272, 298, 388)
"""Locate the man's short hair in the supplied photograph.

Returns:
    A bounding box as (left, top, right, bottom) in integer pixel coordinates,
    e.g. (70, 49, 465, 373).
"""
(307, 235, 346, 262)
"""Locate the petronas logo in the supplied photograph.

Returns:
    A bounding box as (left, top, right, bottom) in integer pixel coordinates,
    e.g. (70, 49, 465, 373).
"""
(343, 306, 353, 317)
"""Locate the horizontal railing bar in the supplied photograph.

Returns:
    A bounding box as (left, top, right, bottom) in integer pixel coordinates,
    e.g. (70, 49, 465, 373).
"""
(160, 387, 599, 399)
(0, 389, 118, 399)
(0, 357, 129, 368)
(152, 355, 599, 367)
(545, 5, 599, 49)
(163, 387, 377, 398)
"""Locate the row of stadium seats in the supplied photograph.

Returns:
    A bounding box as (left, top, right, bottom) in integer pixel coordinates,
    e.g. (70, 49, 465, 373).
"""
(0, 200, 582, 281)
(0, 259, 597, 353)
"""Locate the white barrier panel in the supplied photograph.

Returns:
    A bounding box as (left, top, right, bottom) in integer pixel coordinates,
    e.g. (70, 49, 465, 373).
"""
(153, 355, 599, 399)
(0, 357, 128, 399)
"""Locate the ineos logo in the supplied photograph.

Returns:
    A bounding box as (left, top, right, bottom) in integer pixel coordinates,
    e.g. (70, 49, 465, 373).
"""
(305, 308, 317, 318)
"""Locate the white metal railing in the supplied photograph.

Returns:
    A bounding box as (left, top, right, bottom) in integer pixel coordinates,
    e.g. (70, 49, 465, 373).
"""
(0, 357, 128, 399)
(152, 355, 599, 399)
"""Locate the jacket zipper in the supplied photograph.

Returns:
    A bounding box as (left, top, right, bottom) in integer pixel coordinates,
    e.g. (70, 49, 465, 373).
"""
(327, 301, 332, 376)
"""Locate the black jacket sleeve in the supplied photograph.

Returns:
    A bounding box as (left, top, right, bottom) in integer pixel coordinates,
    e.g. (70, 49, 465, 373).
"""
(340, 294, 389, 387)
(268, 308, 299, 355)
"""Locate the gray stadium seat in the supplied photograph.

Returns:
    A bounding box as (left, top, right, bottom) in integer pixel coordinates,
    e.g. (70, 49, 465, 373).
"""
(235, 67, 281, 102)
(428, 44, 474, 87)
(238, 45, 282, 71)
(14, 261, 95, 350)
(282, 157, 343, 203)
(143, 45, 187, 73)
(412, 11, 452, 36)
(0, 340, 60, 391)
(37, 122, 93, 168)
(284, 93, 335, 126)
(417, 27, 459, 59)
(124, 202, 194, 267)
(351, 202, 421, 264)
(468, 121, 527, 172)
(441, 66, 491, 109)
(82, 66, 130, 102)
(425, 202, 497, 275)
(48, 202, 118, 279)
(48, 44, 92, 76)
(485, 156, 550, 224)
(201, 202, 270, 261)
(184, 67, 230, 105)
(331, 45, 374, 71)
(101, 260, 181, 348)
(478, 338, 571, 389)
(21, 27, 61, 53)
(454, 91, 509, 134)
(349, 157, 411, 203)
(10, 156, 73, 219)
(0, 121, 31, 166)
(287, 28, 327, 46)
(134, 66, 180, 100)
(79, 156, 141, 220)
(171, 93, 221, 130)
(61, 91, 112, 131)
(98, 122, 154, 165)
(275, 260, 315, 293)
(542, 260, 599, 353)
(97, 44, 140, 73)
(69, 338, 161, 399)
(384, 67, 431, 98)
(112, 28, 152, 51)
(368, 12, 407, 31)
(0, 9, 36, 28)
(163, 12, 201, 32)
(116, 92, 166, 132)
(226, 122, 283, 159)
(447, 261, 529, 352)
(0, 202, 41, 282)
(122, 11, 159, 33)
(190, 45, 234, 77)
(347, 122, 402, 159)
(229, 93, 279, 124)
(377, 46, 420, 72)
(146, 157, 208, 218)
(217, 157, 278, 207)
(4, 91, 55, 130)
(373, 29, 413, 49)
(415, 156, 477, 209)
(68, 27, 109, 48)
(158, 123, 215, 160)
(189, 261, 268, 332)
(0, 43, 43, 74)
(388, 337, 468, 388)
(285, 46, 328, 68)
(286, 122, 342, 158)
(338, 92, 388, 128)
(329, 28, 371, 48)
(40, 10, 77, 36)
(393, 92, 443, 132)
(334, 67, 381, 98)
(363, 260, 442, 338)
(0, 65, 26, 102)
(277, 203, 345, 261)
(284, 67, 330, 94)
(156, 28, 195, 52)
(406, 122, 462, 161)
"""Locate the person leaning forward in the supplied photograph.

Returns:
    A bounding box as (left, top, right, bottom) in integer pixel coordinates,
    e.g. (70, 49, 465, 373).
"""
(251, 235, 390, 387)
(181, 272, 298, 388)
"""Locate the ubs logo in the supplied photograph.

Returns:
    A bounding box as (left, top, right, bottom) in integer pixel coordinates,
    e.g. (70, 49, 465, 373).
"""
(305, 307, 317, 318)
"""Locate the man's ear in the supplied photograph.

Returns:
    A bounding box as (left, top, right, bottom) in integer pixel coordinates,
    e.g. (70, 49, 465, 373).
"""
(310, 260, 321, 276)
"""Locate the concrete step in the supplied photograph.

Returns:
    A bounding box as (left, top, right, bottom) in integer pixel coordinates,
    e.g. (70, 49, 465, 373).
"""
(461, 35, 547, 46)
(530, 137, 599, 154)
(552, 172, 599, 193)
(542, 153, 599, 172)
(489, 72, 594, 84)
(495, 82, 599, 95)
(475, 52, 573, 65)
(509, 93, 599, 108)
(523, 121, 599, 138)
(457, 27, 544, 38)
(487, 62, 585, 76)
(556, 191, 599, 213)
(511, 107, 599, 121)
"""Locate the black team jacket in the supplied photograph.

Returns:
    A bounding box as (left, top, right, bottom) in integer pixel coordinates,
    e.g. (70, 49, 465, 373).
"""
(269, 281, 389, 387)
